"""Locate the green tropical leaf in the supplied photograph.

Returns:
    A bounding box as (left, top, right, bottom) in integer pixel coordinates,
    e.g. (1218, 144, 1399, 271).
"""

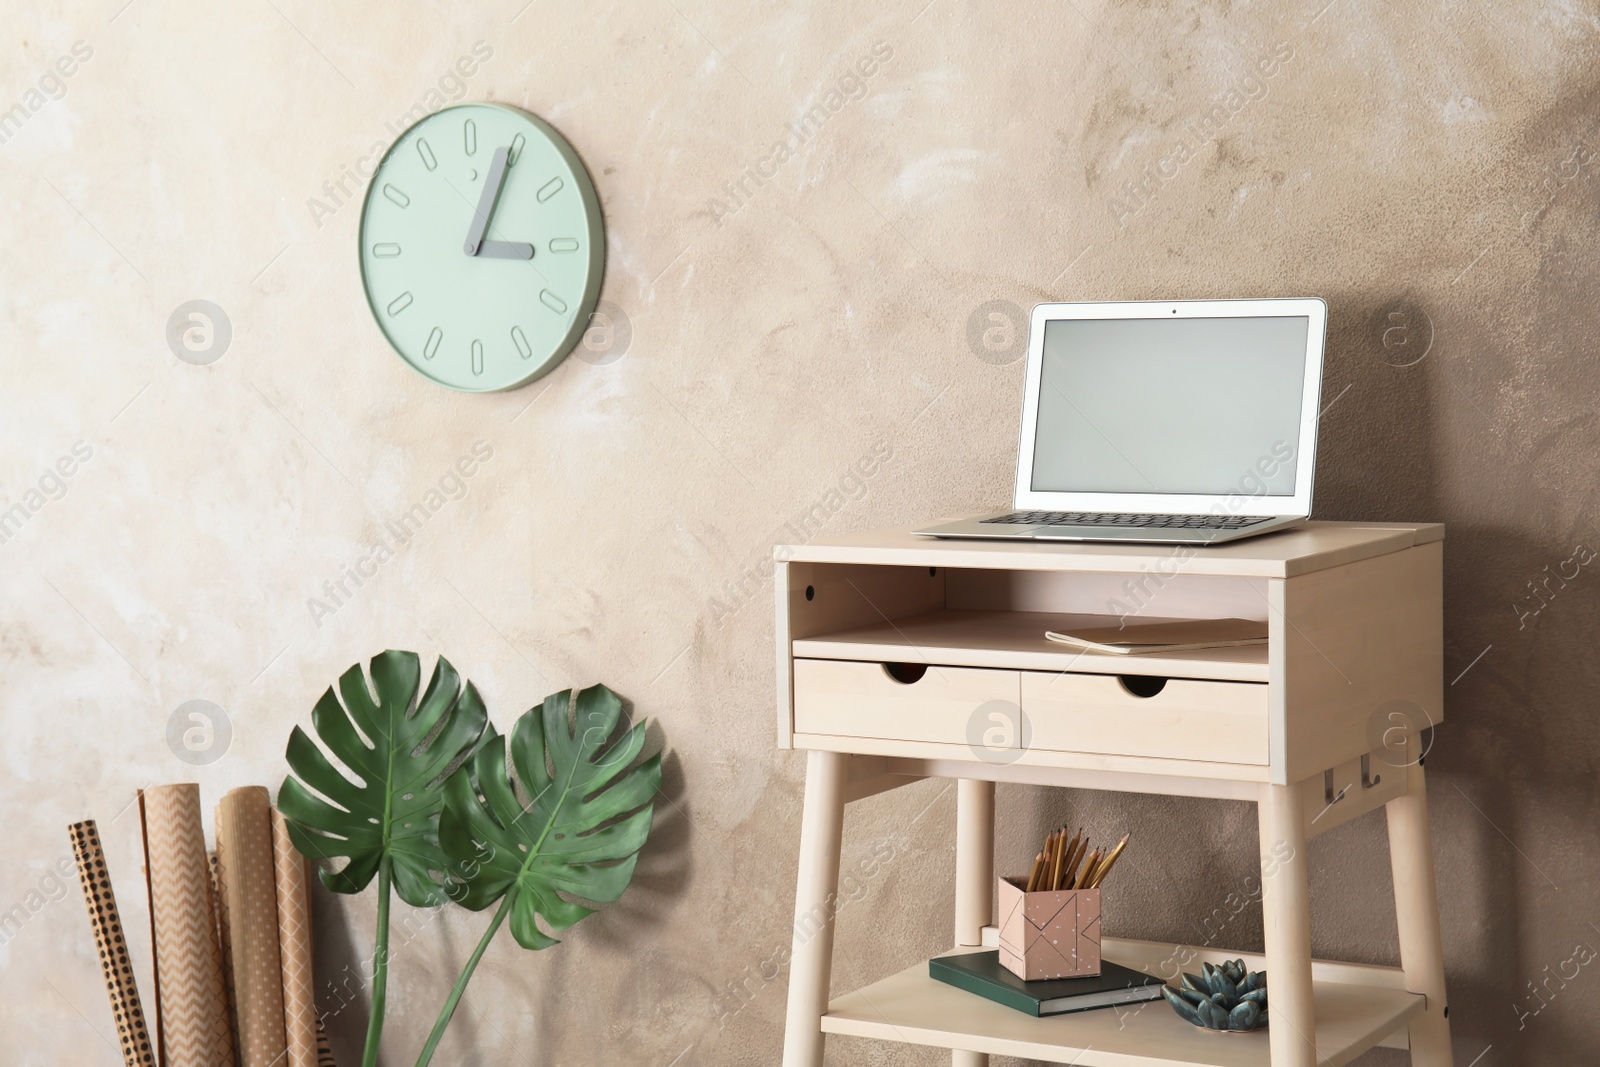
(279, 650, 491, 908)
(413, 682, 663, 1067)
(440, 683, 661, 947)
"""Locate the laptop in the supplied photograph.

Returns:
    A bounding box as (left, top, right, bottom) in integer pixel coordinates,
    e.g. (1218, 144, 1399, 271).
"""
(917, 297, 1327, 545)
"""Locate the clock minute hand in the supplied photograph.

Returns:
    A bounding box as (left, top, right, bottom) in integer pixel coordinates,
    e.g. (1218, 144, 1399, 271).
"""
(463, 146, 512, 256)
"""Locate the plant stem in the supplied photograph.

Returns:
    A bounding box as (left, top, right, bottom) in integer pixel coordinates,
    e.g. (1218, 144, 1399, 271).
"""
(413, 892, 515, 1067)
(363, 857, 393, 1067)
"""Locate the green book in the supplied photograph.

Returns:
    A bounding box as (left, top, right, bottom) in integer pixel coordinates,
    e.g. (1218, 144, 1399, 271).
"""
(929, 951, 1165, 1017)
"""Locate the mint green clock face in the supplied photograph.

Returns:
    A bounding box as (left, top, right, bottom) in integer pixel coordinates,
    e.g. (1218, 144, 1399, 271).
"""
(359, 103, 605, 392)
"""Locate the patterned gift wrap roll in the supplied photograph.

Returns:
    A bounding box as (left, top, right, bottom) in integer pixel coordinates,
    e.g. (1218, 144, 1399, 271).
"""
(68, 819, 157, 1067)
(140, 785, 238, 1067)
(316, 1017, 339, 1067)
(272, 807, 318, 1067)
(214, 786, 289, 1067)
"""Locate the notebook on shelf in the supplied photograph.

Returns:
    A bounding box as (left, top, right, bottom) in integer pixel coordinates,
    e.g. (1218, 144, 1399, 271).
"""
(1043, 617, 1268, 656)
(929, 950, 1164, 1017)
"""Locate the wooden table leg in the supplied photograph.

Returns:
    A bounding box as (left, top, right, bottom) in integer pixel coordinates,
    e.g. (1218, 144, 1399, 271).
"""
(1387, 761, 1453, 1066)
(783, 751, 848, 1067)
(953, 779, 995, 1067)
(1259, 781, 1318, 1067)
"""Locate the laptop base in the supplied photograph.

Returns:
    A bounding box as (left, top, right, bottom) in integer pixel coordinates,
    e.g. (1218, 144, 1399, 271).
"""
(914, 514, 1305, 546)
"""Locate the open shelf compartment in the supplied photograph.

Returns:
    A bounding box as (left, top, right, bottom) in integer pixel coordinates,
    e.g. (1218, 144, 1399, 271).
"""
(792, 608, 1269, 682)
(821, 938, 1421, 1067)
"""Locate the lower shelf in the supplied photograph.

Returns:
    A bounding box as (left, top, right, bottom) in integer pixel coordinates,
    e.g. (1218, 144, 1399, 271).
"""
(821, 939, 1423, 1067)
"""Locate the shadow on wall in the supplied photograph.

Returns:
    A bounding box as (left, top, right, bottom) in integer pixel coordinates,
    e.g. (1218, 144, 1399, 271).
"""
(1317, 285, 1600, 1062)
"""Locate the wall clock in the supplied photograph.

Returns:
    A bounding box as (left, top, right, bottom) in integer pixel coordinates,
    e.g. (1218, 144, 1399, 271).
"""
(359, 102, 604, 392)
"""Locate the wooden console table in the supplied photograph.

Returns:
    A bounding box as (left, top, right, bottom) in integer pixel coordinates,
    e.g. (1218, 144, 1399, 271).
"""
(775, 521, 1452, 1066)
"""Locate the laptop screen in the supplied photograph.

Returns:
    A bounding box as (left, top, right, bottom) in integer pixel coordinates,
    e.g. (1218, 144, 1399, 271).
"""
(1030, 315, 1310, 497)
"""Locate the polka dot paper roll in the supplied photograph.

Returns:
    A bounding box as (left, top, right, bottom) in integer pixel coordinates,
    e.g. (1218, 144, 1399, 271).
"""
(69, 819, 157, 1067)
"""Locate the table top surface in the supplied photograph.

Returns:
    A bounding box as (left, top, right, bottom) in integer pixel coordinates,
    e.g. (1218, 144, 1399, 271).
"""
(776, 520, 1443, 578)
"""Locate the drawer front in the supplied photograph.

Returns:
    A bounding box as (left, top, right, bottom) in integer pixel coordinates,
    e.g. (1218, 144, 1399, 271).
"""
(1020, 672, 1269, 765)
(793, 658, 1020, 744)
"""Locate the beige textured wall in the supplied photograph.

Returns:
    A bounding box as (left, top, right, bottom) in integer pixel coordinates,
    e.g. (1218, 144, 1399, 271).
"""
(3, 1, 1598, 1064)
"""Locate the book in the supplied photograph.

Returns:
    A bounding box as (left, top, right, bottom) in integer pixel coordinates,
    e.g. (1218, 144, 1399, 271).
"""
(1044, 617, 1267, 655)
(929, 950, 1165, 1017)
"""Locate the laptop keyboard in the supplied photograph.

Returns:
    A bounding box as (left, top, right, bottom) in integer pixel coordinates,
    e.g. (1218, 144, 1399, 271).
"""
(981, 511, 1272, 530)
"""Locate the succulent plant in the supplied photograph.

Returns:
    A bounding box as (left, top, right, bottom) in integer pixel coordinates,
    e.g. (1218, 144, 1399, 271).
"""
(1160, 958, 1269, 1033)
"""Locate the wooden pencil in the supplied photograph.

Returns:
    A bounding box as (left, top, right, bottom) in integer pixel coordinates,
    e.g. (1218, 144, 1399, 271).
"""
(1058, 831, 1085, 891)
(1049, 828, 1068, 890)
(1073, 848, 1100, 890)
(1024, 850, 1046, 893)
(1088, 833, 1131, 888)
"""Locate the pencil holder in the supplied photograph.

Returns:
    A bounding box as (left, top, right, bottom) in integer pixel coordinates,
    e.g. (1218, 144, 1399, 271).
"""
(996, 876, 1102, 980)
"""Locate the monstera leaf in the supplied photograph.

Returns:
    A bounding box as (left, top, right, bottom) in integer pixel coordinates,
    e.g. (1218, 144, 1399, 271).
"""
(277, 650, 491, 1067)
(278, 650, 491, 905)
(413, 683, 660, 1066)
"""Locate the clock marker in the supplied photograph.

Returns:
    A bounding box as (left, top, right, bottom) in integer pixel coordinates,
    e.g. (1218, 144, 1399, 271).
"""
(536, 178, 564, 203)
(424, 327, 442, 360)
(382, 184, 410, 208)
(512, 326, 532, 359)
(540, 290, 567, 314)
(387, 292, 413, 316)
(464, 119, 477, 156)
(509, 133, 526, 164)
(417, 138, 437, 171)
(372, 243, 401, 258)
(471, 340, 484, 376)
(549, 238, 579, 253)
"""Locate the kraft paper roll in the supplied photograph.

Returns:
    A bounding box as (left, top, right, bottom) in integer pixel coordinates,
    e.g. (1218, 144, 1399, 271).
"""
(210, 850, 239, 1044)
(215, 786, 288, 1067)
(140, 785, 237, 1067)
(316, 1018, 338, 1067)
(272, 808, 318, 1067)
(69, 820, 157, 1067)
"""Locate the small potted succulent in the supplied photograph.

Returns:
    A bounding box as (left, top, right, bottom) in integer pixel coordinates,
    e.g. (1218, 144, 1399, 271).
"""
(1161, 959, 1269, 1033)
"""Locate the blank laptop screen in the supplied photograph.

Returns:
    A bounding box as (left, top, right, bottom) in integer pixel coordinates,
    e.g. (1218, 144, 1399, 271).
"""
(1031, 315, 1310, 496)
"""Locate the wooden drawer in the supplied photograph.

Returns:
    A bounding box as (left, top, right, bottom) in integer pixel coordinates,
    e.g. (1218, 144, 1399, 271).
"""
(793, 658, 1020, 744)
(1020, 671, 1268, 765)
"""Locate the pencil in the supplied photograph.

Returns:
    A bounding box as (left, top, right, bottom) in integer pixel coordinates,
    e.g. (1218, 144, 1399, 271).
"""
(1025, 850, 1046, 893)
(1047, 830, 1066, 891)
(1088, 833, 1131, 888)
(1059, 831, 1085, 891)
(1072, 848, 1100, 890)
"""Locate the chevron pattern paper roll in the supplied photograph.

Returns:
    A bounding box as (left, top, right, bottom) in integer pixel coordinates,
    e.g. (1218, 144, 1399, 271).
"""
(140, 785, 237, 1067)
(215, 786, 288, 1067)
(272, 808, 318, 1067)
(69, 820, 157, 1067)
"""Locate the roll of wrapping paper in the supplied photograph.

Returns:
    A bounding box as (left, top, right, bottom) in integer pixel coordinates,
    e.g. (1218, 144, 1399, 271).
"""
(68, 820, 157, 1067)
(272, 808, 318, 1067)
(215, 786, 288, 1067)
(316, 1018, 338, 1067)
(209, 850, 238, 1038)
(141, 786, 238, 1067)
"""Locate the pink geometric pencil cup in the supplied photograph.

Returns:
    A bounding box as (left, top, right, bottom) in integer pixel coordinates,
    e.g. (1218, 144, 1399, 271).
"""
(996, 877, 1102, 980)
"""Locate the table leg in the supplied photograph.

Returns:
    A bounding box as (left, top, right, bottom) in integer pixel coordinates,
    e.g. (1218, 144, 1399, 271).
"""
(783, 751, 849, 1067)
(1387, 761, 1453, 1066)
(953, 779, 995, 1067)
(1258, 781, 1318, 1067)
(954, 779, 995, 947)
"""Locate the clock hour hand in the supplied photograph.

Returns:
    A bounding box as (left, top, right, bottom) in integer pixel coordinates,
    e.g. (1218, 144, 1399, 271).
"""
(478, 239, 534, 260)
(463, 146, 512, 256)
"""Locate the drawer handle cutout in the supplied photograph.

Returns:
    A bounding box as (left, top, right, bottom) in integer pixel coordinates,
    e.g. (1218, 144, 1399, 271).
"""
(882, 662, 928, 685)
(1118, 675, 1168, 698)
